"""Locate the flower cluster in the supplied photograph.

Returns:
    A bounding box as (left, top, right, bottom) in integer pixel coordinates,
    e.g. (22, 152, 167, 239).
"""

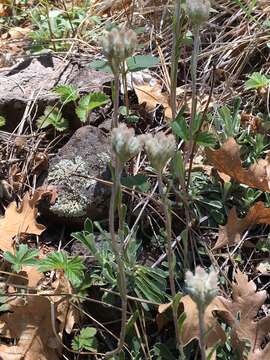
(144, 132, 176, 172)
(112, 125, 176, 171)
(186, 0, 211, 26)
(185, 266, 218, 308)
(111, 123, 143, 164)
(101, 28, 137, 73)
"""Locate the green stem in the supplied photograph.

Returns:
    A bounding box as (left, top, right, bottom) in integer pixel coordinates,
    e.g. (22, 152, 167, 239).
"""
(157, 172, 185, 359)
(188, 25, 200, 152)
(122, 69, 130, 116)
(170, 0, 182, 119)
(112, 72, 120, 129)
(104, 160, 127, 358)
(198, 306, 207, 360)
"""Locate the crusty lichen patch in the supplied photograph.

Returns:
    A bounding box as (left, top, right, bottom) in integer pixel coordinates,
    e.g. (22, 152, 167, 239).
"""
(48, 156, 108, 218)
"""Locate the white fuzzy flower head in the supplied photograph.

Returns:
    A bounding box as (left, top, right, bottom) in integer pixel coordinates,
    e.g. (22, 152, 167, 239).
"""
(185, 266, 218, 308)
(101, 28, 137, 72)
(144, 132, 176, 172)
(112, 123, 142, 163)
(186, 0, 211, 26)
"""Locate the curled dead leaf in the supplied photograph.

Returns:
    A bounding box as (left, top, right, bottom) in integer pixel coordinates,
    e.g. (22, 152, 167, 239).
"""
(134, 82, 172, 120)
(214, 202, 270, 249)
(206, 138, 270, 192)
(0, 192, 45, 252)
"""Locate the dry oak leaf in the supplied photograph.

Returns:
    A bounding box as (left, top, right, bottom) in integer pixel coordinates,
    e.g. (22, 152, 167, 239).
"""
(134, 82, 172, 120)
(0, 192, 45, 252)
(180, 295, 228, 348)
(206, 138, 270, 192)
(0, 295, 61, 360)
(52, 274, 78, 335)
(214, 202, 270, 249)
(218, 271, 270, 360)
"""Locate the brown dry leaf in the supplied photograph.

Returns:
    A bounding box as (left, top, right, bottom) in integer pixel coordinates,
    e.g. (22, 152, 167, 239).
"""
(214, 202, 270, 249)
(0, 291, 61, 360)
(8, 26, 31, 39)
(7, 266, 43, 289)
(180, 295, 228, 348)
(134, 82, 172, 120)
(52, 275, 78, 334)
(218, 271, 270, 360)
(0, 272, 77, 360)
(206, 138, 270, 192)
(0, 192, 45, 252)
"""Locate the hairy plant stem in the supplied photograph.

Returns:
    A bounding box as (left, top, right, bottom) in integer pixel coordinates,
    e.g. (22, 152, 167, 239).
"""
(170, 0, 182, 119)
(187, 24, 200, 171)
(105, 159, 127, 358)
(112, 72, 120, 129)
(157, 172, 185, 359)
(198, 305, 207, 360)
(122, 67, 130, 116)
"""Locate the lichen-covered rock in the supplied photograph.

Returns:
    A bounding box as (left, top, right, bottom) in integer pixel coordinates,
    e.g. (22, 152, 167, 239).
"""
(45, 125, 111, 225)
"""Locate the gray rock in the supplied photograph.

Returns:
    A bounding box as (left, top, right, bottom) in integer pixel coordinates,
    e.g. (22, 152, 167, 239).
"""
(0, 54, 112, 131)
(45, 125, 111, 225)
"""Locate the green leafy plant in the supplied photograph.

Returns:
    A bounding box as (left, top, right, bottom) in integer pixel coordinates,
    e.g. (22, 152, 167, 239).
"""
(37, 106, 69, 131)
(89, 55, 159, 74)
(71, 219, 168, 306)
(54, 84, 79, 104)
(245, 72, 270, 90)
(4, 244, 39, 273)
(29, 5, 98, 53)
(212, 99, 241, 139)
(72, 327, 98, 352)
(38, 251, 85, 287)
(171, 113, 216, 148)
(75, 92, 109, 123)
(0, 116, 6, 128)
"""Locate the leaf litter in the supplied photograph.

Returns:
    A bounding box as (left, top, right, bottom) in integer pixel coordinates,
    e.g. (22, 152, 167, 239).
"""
(214, 202, 270, 249)
(206, 137, 270, 192)
(0, 272, 77, 360)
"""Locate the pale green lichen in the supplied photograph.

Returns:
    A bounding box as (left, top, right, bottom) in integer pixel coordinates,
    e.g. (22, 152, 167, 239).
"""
(48, 156, 107, 218)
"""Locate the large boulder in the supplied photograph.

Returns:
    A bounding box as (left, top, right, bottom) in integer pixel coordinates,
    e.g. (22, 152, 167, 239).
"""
(44, 125, 111, 225)
(0, 54, 112, 131)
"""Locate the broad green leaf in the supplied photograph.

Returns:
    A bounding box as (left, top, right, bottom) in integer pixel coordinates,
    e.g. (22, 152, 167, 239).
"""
(0, 116, 6, 127)
(245, 72, 270, 90)
(89, 59, 113, 73)
(54, 84, 79, 103)
(72, 327, 98, 351)
(121, 174, 150, 192)
(153, 343, 176, 360)
(171, 116, 189, 141)
(126, 55, 159, 72)
(171, 151, 185, 182)
(196, 132, 216, 147)
(76, 92, 109, 122)
(84, 218, 93, 234)
(4, 244, 39, 273)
